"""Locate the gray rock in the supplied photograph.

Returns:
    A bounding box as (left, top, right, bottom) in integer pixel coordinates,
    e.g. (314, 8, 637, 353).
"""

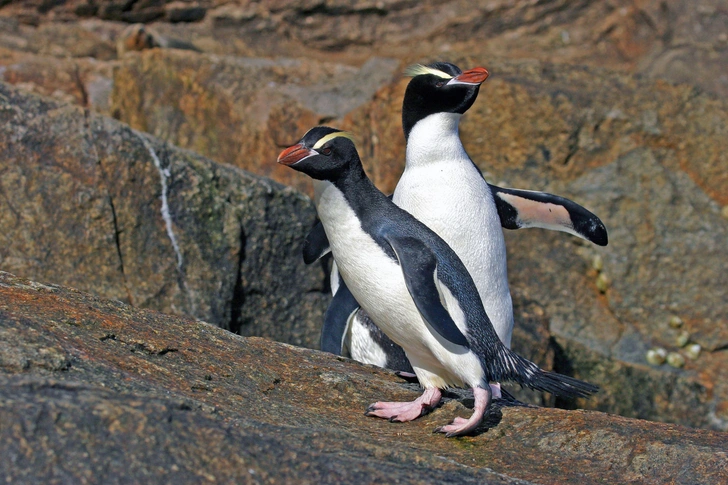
(0, 81, 328, 347)
(1, 270, 726, 485)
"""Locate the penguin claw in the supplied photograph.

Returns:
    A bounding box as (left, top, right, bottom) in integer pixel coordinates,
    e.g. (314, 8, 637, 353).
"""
(364, 389, 443, 422)
(394, 371, 419, 383)
(435, 387, 491, 438)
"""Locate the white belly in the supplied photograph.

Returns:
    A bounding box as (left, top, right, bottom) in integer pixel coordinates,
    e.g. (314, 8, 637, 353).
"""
(314, 180, 484, 389)
(346, 313, 389, 368)
(395, 118, 514, 347)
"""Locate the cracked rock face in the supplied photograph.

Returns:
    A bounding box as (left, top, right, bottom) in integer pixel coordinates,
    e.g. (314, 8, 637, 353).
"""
(0, 82, 328, 348)
(1, 0, 727, 432)
(1, 271, 727, 485)
(109, 52, 401, 194)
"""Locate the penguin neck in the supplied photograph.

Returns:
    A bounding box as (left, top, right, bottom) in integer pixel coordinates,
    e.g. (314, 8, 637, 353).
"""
(404, 112, 468, 168)
(312, 166, 387, 222)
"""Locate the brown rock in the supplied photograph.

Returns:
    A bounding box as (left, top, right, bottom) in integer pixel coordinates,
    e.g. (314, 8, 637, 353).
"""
(1, 0, 726, 433)
(110, 50, 400, 194)
(116, 22, 200, 55)
(0, 49, 113, 111)
(1, 271, 726, 485)
(116, 22, 164, 54)
(2, 1, 727, 100)
(165, 1, 206, 23)
(0, 81, 328, 348)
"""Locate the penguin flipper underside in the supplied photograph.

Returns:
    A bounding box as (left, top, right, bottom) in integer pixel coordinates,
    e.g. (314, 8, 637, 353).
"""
(303, 221, 330, 264)
(382, 233, 469, 348)
(320, 278, 360, 355)
(489, 184, 608, 246)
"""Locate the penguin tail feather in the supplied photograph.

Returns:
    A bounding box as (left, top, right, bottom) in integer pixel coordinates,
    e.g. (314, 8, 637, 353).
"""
(489, 346, 599, 399)
(524, 369, 600, 399)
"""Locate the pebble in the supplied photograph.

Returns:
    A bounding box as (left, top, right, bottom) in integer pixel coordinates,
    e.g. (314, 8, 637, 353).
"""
(592, 254, 603, 272)
(667, 352, 686, 368)
(668, 315, 683, 328)
(676, 330, 690, 348)
(646, 348, 667, 365)
(685, 344, 701, 360)
(596, 273, 610, 293)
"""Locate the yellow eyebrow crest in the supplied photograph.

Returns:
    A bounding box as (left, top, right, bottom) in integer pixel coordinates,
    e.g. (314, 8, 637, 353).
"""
(404, 64, 453, 79)
(313, 131, 356, 150)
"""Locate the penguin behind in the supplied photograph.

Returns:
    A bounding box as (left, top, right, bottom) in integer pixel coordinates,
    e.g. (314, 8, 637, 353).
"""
(278, 126, 598, 437)
(305, 62, 608, 392)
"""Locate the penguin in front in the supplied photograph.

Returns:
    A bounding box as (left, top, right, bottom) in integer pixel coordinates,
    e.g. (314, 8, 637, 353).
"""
(305, 62, 608, 389)
(278, 127, 598, 436)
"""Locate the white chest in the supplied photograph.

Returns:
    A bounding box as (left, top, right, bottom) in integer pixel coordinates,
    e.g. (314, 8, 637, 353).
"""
(313, 180, 484, 387)
(394, 114, 514, 346)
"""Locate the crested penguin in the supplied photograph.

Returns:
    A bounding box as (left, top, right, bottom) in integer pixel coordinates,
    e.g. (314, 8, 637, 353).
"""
(305, 62, 608, 387)
(278, 127, 598, 436)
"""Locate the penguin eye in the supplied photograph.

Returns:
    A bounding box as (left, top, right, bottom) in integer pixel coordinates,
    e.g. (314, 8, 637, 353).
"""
(435, 80, 445, 87)
(320, 147, 332, 156)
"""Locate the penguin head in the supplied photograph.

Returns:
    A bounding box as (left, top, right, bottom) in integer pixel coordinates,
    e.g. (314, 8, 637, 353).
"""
(402, 62, 489, 138)
(277, 126, 360, 181)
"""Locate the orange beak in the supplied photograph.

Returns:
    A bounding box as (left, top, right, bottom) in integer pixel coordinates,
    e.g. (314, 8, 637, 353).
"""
(277, 144, 314, 166)
(452, 67, 489, 85)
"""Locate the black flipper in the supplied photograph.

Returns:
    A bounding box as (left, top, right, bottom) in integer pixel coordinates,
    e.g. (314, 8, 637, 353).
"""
(303, 221, 330, 265)
(489, 184, 608, 246)
(320, 278, 359, 355)
(383, 233, 469, 348)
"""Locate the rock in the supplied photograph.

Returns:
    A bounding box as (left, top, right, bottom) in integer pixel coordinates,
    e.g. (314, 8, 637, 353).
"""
(0, 49, 114, 111)
(0, 0, 726, 432)
(110, 50, 400, 194)
(116, 22, 200, 56)
(1, 271, 726, 485)
(106, 49, 728, 427)
(2, 1, 727, 100)
(0, 21, 117, 60)
(0, 82, 328, 348)
(165, 1, 206, 23)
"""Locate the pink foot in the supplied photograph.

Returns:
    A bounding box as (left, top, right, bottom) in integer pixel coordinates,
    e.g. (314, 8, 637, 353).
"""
(365, 388, 442, 422)
(435, 386, 492, 437)
(490, 382, 502, 399)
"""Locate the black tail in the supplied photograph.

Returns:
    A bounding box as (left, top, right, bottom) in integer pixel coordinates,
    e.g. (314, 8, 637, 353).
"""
(486, 345, 599, 399)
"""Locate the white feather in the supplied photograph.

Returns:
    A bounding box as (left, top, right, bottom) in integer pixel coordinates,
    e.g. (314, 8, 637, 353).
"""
(394, 112, 514, 347)
(346, 314, 388, 368)
(313, 179, 484, 389)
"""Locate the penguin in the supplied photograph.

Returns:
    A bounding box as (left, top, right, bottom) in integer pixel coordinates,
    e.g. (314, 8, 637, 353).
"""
(278, 127, 598, 436)
(305, 62, 608, 388)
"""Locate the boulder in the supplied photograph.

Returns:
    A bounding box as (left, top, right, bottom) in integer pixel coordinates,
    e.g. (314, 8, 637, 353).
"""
(107, 49, 728, 428)
(0, 82, 328, 348)
(0, 48, 114, 111)
(1, 271, 726, 485)
(110, 50, 400, 194)
(1, 0, 726, 431)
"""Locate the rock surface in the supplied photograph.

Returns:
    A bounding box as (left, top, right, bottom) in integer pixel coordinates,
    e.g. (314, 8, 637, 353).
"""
(107, 51, 728, 428)
(2, 0, 727, 94)
(0, 0, 726, 433)
(110, 51, 400, 193)
(0, 82, 328, 348)
(2, 271, 727, 485)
